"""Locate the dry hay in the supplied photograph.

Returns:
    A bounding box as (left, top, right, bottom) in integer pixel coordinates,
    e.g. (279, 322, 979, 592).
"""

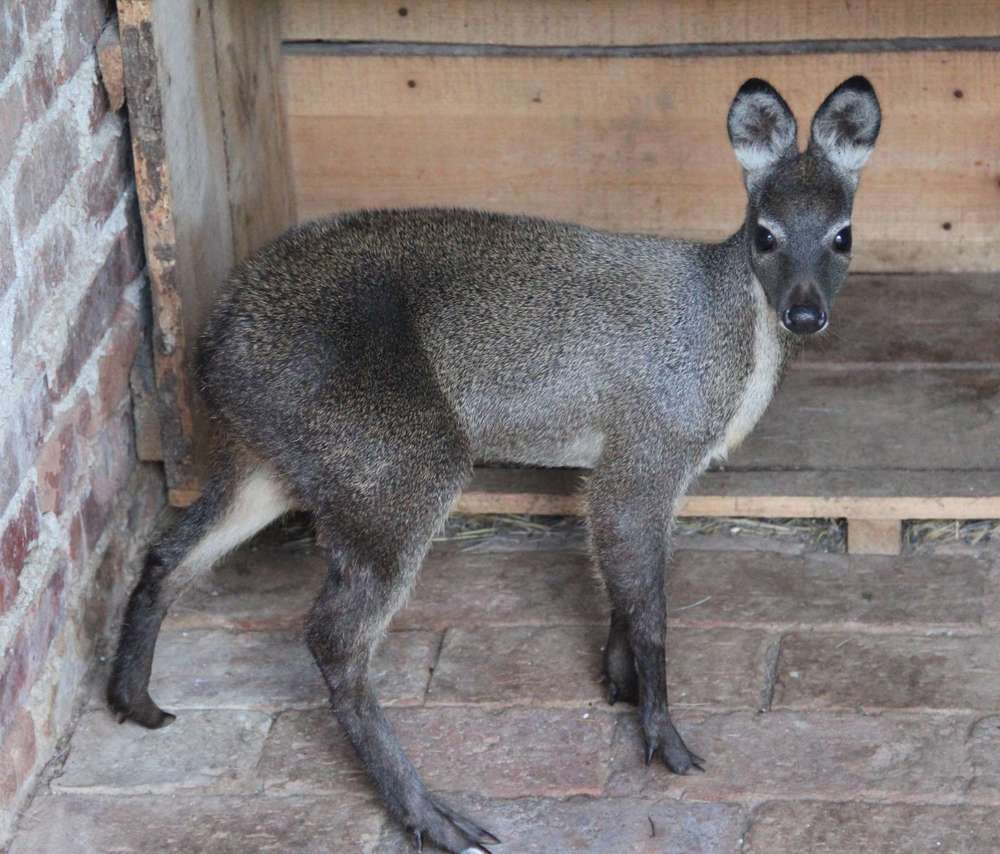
(905, 519, 1000, 552)
(437, 513, 845, 552)
(258, 510, 1000, 557)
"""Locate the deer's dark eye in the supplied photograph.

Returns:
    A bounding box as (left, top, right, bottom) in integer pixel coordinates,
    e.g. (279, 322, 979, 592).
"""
(833, 226, 852, 253)
(754, 225, 776, 253)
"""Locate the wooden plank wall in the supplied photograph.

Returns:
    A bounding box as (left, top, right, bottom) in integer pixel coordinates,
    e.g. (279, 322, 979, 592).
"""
(280, 1, 1000, 274)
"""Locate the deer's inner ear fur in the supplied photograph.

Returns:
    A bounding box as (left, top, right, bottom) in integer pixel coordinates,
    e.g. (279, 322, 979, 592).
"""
(809, 76, 881, 177)
(727, 78, 798, 183)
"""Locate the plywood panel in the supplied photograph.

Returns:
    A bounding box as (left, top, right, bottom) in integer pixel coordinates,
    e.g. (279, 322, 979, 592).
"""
(281, 1, 1000, 45)
(284, 51, 1000, 273)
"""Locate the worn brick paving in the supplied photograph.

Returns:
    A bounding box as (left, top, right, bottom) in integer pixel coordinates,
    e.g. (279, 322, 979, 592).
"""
(10, 538, 1000, 852)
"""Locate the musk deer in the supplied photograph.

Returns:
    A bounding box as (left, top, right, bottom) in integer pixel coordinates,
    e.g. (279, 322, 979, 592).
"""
(109, 77, 880, 851)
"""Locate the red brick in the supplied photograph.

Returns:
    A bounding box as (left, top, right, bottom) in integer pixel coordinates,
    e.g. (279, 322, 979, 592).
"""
(394, 549, 607, 631)
(606, 709, 971, 801)
(428, 624, 771, 709)
(0, 488, 41, 603)
(54, 709, 271, 795)
(0, 565, 67, 731)
(11, 793, 386, 854)
(35, 419, 78, 516)
(81, 409, 136, 551)
(668, 550, 989, 631)
(774, 632, 1000, 712)
(13, 111, 79, 237)
(0, 10, 24, 80)
(81, 129, 130, 224)
(259, 706, 615, 799)
(148, 628, 438, 711)
(51, 229, 141, 400)
(87, 69, 110, 131)
(95, 303, 140, 422)
(24, 41, 57, 116)
(0, 374, 52, 516)
(17, 0, 59, 41)
(0, 201, 15, 300)
(0, 710, 37, 813)
(31, 222, 74, 296)
(377, 793, 747, 854)
(68, 512, 84, 564)
(165, 546, 325, 633)
(58, 1, 108, 83)
(969, 713, 1000, 796)
(10, 224, 79, 365)
(745, 801, 1000, 853)
(0, 82, 26, 200)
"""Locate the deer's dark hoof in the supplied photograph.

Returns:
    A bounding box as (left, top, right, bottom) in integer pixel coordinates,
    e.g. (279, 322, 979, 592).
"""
(108, 688, 176, 729)
(406, 794, 499, 853)
(642, 712, 705, 775)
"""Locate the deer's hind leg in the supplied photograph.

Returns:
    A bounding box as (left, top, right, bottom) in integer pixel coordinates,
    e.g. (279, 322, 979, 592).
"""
(255, 362, 497, 852)
(108, 449, 293, 727)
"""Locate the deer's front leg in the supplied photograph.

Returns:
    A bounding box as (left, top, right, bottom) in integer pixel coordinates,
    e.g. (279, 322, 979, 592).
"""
(588, 444, 705, 774)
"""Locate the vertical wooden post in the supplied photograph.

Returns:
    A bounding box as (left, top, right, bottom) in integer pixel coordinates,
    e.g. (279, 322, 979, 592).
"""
(847, 518, 902, 555)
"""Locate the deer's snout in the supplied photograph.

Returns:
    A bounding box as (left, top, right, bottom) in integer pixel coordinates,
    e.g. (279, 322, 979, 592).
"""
(781, 303, 828, 336)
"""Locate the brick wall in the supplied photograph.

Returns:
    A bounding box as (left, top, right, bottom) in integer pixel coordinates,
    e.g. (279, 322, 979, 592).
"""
(0, 0, 165, 841)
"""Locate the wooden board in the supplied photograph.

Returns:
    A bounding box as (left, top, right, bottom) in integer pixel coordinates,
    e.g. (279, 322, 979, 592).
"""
(456, 468, 1000, 520)
(119, 0, 295, 496)
(798, 274, 1000, 369)
(283, 51, 1000, 274)
(281, 1, 1000, 45)
(731, 370, 1000, 472)
(212, 0, 297, 263)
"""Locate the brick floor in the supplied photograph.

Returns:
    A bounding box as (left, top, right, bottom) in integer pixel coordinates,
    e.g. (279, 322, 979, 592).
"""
(10, 539, 1000, 852)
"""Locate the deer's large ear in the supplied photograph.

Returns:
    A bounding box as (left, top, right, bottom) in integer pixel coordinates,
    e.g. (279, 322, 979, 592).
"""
(727, 78, 798, 187)
(809, 76, 881, 179)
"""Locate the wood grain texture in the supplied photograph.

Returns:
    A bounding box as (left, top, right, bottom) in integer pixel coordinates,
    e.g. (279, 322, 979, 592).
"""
(284, 51, 1000, 274)
(120, 0, 294, 495)
(170, 465, 1000, 517)
(118, 0, 233, 494)
(211, 0, 297, 263)
(799, 274, 1000, 368)
(281, 0, 1000, 45)
(454, 469, 1000, 520)
(847, 518, 902, 555)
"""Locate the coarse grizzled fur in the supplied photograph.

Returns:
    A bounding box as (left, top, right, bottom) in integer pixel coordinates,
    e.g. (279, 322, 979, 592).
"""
(108, 76, 880, 853)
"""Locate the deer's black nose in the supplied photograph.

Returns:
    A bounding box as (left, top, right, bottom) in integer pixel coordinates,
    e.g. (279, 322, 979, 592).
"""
(781, 304, 828, 336)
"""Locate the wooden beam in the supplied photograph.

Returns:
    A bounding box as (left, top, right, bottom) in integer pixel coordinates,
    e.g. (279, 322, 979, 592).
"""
(119, 0, 233, 494)
(281, 0, 1000, 45)
(171, 466, 1000, 520)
